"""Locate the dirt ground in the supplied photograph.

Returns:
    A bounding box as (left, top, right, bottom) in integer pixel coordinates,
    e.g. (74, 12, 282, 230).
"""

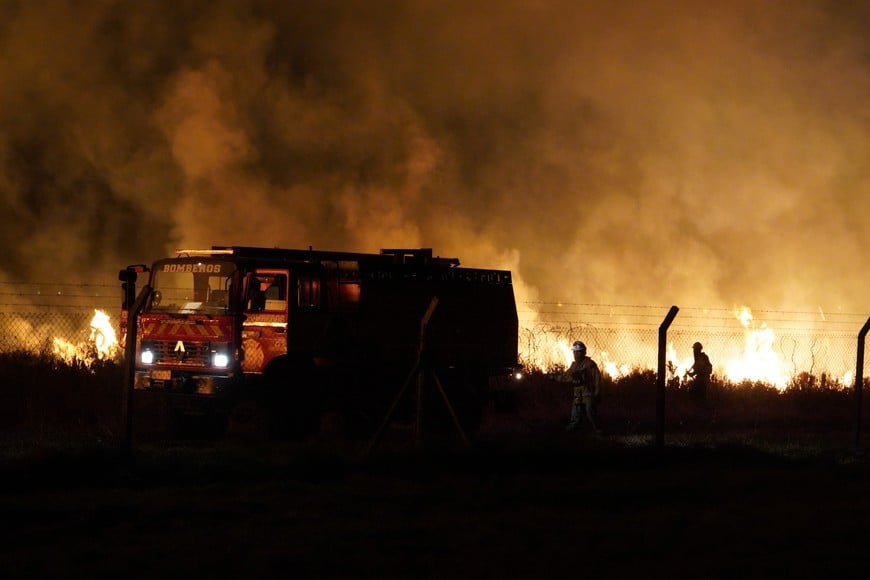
(3, 419, 870, 579)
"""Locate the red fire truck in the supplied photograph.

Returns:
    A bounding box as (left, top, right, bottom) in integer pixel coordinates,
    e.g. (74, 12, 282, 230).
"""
(120, 246, 518, 438)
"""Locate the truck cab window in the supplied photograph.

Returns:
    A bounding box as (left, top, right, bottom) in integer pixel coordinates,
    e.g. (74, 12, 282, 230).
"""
(148, 260, 235, 314)
(247, 273, 288, 312)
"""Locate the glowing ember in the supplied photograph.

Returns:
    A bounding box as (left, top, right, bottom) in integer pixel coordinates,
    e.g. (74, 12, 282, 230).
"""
(53, 309, 120, 365)
(723, 306, 788, 389)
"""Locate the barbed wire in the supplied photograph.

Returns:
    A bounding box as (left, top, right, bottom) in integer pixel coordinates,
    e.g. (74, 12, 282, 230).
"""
(0, 284, 868, 383)
(0, 282, 866, 320)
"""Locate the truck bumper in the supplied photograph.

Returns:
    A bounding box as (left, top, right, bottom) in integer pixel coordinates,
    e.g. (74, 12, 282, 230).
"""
(134, 369, 236, 397)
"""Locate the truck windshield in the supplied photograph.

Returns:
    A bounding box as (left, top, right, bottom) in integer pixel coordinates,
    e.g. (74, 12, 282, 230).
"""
(149, 260, 236, 314)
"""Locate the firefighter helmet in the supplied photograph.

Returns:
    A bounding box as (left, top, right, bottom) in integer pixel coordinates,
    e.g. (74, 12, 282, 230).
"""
(693, 342, 703, 351)
(572, 341, 586, 353)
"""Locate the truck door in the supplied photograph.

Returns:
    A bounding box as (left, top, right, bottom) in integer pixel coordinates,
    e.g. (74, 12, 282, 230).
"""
(241, 269, 289, 373)
(289, 266, 331, 361)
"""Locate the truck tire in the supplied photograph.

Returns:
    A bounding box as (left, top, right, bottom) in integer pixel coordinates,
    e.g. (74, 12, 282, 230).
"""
(261, 356, 323, 440)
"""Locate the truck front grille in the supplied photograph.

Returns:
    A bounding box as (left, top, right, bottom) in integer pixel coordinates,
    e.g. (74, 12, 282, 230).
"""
(150, 340, 211, 366)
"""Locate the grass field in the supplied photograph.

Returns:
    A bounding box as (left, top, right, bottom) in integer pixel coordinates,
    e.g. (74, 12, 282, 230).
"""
(2, 353, 870, 577)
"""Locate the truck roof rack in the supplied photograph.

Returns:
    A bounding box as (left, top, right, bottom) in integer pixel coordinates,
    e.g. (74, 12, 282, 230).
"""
(175, 248, 234, 256)
(381, 249, 459, 267)
(380, 248, 433, 259)
(172, 246, 460, 267)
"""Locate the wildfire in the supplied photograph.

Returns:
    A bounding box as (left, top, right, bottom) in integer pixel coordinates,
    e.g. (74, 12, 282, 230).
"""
(53, 309, 120, 366)
(524, 334, 629, 379)
(723, 306, 788, 389)
(666, 342, 693, 380)
(521, 331, 574, 373)
(521, 305, 811, 390)
(599, 351, 630, 378)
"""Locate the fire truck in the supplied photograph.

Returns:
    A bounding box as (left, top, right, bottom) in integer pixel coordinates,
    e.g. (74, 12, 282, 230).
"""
(119, 246, 518, 438)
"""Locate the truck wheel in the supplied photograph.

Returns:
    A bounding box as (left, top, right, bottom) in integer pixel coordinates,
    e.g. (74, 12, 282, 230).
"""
(262, 357, 322, 440)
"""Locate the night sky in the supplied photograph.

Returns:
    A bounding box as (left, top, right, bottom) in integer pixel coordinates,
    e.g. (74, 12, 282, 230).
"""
(0, 0, 867, 313)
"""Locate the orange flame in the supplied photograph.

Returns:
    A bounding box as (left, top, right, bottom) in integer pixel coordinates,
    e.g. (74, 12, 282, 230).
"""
(666, 342, 693, 380)
(525, 336, 628, 379)
(53, 309, 120, 365)
(723, 306, 788, 389)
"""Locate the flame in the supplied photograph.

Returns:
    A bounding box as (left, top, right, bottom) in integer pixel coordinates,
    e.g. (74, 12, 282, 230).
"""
(666, 342, 693, 382)
(599, 350, 631, 378)
(524, 335, 630, 379)
(519, 303, 856, 390)
(723, 306, 788, 389)
(53, 309, 120, 365)
(521, 332, 574, 372)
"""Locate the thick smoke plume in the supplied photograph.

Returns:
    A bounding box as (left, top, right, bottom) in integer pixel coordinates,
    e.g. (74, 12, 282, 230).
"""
(0, 0, 867, 314)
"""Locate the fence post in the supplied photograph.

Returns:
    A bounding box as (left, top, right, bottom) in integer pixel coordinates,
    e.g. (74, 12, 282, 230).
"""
(855, 317, 870, 450)
(656, 306, 679, 449)
(121, 283, 152, 459)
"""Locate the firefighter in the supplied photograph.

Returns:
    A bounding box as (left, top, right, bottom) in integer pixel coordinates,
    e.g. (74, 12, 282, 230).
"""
(562, 340, 602, 434)
(687, 341, 712, 404)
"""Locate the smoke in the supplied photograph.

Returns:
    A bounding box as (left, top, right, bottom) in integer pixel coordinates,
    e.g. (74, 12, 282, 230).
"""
(0, 0, 867, 313)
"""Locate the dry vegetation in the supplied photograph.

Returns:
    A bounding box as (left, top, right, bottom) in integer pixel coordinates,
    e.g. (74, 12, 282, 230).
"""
(3, 353, 870, 576)
(0, 350, 122, 449)
(0, 352, 866, 452)
(486, 369, 863, 446)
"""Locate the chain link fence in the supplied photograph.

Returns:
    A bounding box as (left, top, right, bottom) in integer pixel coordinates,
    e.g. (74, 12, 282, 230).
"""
(519, 303, 870, 389)
(0, 282, 119, 356)
(2, 285, 870, 444)
(1, 282, 869, 389)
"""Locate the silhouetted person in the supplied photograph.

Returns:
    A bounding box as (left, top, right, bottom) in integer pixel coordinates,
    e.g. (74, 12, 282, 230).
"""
(247, 277, 266, 312)
(561, 340, 602, 434)
(687, 341, 712, 405)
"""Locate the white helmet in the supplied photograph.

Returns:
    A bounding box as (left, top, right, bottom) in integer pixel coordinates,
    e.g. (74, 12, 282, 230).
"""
(572, 341, 586, 353)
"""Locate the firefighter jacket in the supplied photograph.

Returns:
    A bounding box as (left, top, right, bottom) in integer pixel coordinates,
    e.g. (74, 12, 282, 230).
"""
(564, 356, 601, 402)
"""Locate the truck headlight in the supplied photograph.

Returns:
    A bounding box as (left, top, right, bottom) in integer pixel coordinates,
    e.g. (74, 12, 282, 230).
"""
(213, 352, 230, 368)
(141, 349, 155, 364)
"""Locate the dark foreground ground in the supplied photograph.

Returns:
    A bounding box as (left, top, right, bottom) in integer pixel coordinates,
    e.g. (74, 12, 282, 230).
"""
(3, 425, 870, 579)
(3, 363, 870, 578)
